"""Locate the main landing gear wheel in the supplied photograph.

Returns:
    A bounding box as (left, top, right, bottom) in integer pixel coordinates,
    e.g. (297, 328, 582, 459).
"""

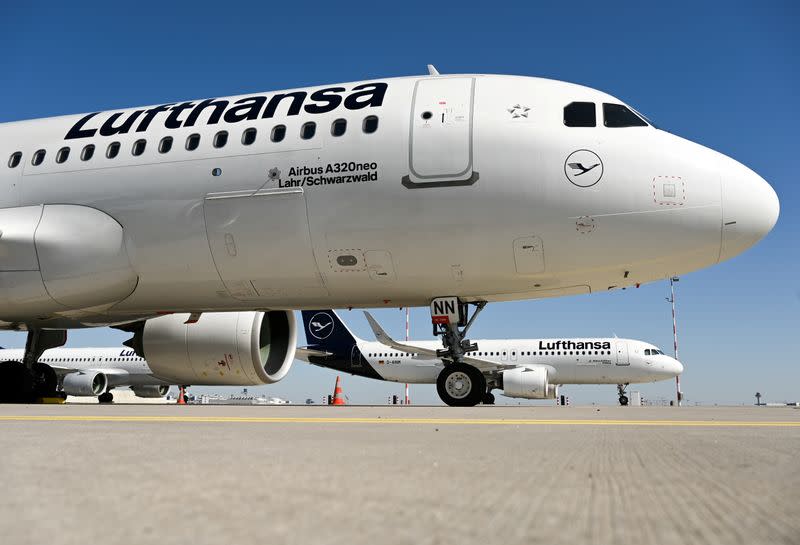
(619, 395, 629, 406)
(482, 392, 496, 405)
(436, 364, 486, 407)
(98, 392, 114, 404)
(0, 329, 66, 404)
(0, 362, 34, 403)
(32, 362, 57, 398)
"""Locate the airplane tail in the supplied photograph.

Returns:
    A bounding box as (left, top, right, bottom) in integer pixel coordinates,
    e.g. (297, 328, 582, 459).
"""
(300, 310, 361, 352)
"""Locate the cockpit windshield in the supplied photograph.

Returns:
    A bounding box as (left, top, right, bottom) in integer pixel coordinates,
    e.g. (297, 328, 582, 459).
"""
(603, 103, 648, 127)
(644, 348, 666, 356)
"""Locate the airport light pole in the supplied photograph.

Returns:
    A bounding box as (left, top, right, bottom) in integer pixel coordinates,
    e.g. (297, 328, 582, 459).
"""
(666, 277, 682, 406)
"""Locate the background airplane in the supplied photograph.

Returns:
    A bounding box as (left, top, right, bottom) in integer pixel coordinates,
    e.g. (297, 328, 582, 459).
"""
(298, 310, 683, 406)
(0, 346, 171, 403)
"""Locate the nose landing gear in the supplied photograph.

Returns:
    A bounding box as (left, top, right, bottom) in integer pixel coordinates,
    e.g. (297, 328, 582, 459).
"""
(617, 383, 629, 406)
(430, 297, 491, 407)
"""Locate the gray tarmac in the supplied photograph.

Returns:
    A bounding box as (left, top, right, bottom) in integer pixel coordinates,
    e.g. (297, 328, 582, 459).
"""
(0, 405, 798, 545)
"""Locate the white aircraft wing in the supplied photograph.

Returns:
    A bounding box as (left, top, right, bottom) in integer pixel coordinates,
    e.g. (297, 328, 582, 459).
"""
(363, 312, 515, 373)
(48, 365, 131, 376)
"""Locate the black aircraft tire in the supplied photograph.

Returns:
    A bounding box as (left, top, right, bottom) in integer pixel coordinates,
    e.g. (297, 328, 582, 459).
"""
(98, 392, 114, 404)
(483, 392, 496, 405)
(619, 395, 629, 406)
(0, 362, 35, 403)
(436, 364, 486, 407)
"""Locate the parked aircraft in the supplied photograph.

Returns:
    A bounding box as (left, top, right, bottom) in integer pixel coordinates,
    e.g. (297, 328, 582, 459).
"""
(0, 68, 777, 401)
(297, 310, 682, 406)
(0, 346, 169, 402)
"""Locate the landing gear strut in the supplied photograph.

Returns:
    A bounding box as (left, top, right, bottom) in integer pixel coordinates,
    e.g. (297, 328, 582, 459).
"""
(617, 384, 629, 406)
(0, 329, 65, 403)
(430, 297, 487, 407)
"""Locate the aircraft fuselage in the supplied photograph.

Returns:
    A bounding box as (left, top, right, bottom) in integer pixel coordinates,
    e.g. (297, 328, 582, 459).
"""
(0, 74, 778, 328)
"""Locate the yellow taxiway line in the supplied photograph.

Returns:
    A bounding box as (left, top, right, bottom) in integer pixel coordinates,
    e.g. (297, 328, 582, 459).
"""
(0, 415, 798, 427)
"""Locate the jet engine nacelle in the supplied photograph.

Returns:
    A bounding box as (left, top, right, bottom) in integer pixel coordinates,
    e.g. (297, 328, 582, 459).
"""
(63, 371, 108, 396)
(131, 311, 296, 386)
(130, 385, 170, 398)
(502, 366, 558, 399)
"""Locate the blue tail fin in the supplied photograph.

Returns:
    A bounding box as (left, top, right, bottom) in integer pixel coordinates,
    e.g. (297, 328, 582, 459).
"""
(301, 310, 360, 353)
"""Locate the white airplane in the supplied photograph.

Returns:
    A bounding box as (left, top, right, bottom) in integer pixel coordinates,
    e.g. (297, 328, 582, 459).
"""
(0, 346, 170, 402)
(297, 310, 682, 406)
(0, 68, 778, 401)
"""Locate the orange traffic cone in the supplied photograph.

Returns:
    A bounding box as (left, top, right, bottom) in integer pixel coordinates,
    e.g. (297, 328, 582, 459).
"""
(177, 386, 186, 405)
(331, 376, 346, 405)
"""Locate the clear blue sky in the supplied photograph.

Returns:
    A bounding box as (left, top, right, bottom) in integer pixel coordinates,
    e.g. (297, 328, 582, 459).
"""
(1, 1, 796, 405)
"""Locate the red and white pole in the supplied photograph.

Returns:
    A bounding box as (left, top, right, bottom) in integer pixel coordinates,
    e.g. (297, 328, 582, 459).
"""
(670, 277, 682, 406)
(404, 307, 410, 405)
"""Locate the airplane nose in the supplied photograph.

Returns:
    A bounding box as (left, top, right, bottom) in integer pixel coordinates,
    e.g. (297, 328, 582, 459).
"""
(719, 159, 779, 263)
(659, 357, 683, 378)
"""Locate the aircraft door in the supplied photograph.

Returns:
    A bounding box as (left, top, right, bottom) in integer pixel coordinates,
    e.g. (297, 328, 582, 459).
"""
(616, 341, 630, 366)
(402, 77, 477, 188)
(350, 345, 363, 368)
(204, 188, 327, 301)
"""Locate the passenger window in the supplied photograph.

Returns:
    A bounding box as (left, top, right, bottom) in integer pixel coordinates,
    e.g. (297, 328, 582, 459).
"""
(132, 139, 146, 156)
(241, 128, 257, 146)
(603, 103, 648, 127)
(32, 149, 46, 166)
(271, 124, 286, 142)
(331, 118, 347, 137)
(213, 130, 228, 148)
(186, 133, 200, 151)
(81, 144, 95, 161)
(300, 122, 316, 140)
(8, 152, 22, 168)
(56, 147, 70, 164)
(564, 102, 596, 127)
(159, 136, 173, 154)
(106, 142, 120, 159)
(363, 115, 379, 134)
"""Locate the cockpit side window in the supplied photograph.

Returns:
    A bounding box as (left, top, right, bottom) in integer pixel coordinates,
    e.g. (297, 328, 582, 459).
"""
(603, 103, 648, 127)
(564, 102, 596, 127)
(644, 349, 651, 355)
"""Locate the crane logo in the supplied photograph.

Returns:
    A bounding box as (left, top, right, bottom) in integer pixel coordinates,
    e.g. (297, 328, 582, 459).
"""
(308, 312, 334, 340)
(564, 150, 603, 187)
